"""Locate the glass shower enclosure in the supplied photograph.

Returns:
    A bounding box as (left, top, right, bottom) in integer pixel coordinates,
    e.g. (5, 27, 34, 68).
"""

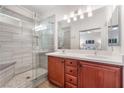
(0, 5, 55, 87)
(32, 15, 55, 86)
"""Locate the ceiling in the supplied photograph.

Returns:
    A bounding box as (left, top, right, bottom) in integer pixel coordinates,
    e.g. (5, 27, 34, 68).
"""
(23, 5, 86, 14)
(23, 5, 104, 20)
(24, 5, 104, 14)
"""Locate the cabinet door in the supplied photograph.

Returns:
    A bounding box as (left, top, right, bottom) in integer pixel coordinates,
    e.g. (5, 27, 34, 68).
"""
(48, 56, 64, 87)
(78, 62, 122, 88)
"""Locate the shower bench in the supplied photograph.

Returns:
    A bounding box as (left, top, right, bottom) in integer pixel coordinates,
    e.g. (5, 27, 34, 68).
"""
(0, 62, 16, 87)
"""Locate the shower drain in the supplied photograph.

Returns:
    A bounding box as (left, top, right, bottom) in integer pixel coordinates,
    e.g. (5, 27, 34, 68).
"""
(26, 76, 31, 79)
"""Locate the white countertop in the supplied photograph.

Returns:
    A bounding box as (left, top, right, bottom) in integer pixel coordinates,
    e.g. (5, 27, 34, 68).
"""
(46, 52, 124, 66)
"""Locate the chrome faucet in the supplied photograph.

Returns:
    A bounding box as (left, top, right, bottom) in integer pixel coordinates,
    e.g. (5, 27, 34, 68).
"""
(62, 49, 65, 53)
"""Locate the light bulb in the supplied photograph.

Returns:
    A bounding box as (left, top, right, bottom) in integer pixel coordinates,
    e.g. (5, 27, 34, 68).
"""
(70, 12, 74, 18)
(63, 15, 68, 20)
(67, 18, 71, 23)
(88, 12, 93, 17)
(87, 6, 93, 17)
(87, 6, 92, 12)
(80, 14, 84, 19)
(77, 9, 82, 15)
(73, 17, 77, 21)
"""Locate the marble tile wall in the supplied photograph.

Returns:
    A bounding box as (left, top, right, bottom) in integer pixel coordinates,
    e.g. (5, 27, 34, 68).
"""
(0, 21, 33, 75)
(0, 65, 15, 87)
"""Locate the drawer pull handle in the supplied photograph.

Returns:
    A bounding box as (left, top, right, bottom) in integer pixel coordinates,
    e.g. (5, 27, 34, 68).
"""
(79, 64, 83, 67)
(70, 70, 72, 72)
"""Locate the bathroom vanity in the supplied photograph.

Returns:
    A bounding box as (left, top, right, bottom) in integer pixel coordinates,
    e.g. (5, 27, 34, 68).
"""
(47, 52, 123, 88)
(47, 6, 123, 88)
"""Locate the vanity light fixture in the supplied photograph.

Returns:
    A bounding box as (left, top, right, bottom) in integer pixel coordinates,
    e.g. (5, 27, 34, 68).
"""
(63, 6, 93, 23)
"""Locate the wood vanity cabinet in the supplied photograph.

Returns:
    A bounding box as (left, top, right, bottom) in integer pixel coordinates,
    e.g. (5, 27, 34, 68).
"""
(48, 56, 65, 87)
(78, 61, 122, 88)
(48, 56, 123, 88)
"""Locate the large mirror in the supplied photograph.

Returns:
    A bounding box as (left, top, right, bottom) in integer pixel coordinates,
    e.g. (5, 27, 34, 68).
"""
(58, 6, 120, 50)
(58, 21, 71, 49)
(108, 6, 120, 46)
(80, 28, 101, 50)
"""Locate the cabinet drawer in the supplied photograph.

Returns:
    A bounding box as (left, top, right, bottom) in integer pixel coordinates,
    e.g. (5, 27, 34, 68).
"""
(65, 82, 77, 88)
(65, 66, 77, 77)
(65, 59, 77, 67)
(65, 74, 77, 85)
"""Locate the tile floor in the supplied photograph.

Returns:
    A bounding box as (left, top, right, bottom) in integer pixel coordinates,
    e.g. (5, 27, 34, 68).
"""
(36, 80, 57, 88)
(3, 68, 47, 88)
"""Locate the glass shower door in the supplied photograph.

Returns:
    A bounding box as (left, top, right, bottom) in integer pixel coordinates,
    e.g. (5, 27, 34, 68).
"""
(32, 15, 55, 87)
